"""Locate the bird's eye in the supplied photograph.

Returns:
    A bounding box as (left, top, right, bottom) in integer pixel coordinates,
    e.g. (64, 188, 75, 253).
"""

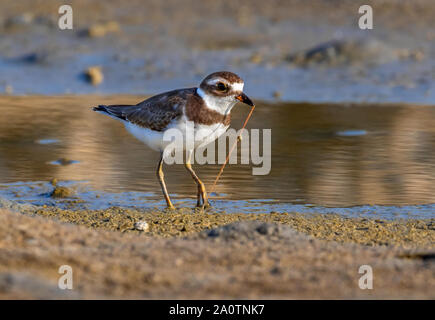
(216, 82, 227, 91)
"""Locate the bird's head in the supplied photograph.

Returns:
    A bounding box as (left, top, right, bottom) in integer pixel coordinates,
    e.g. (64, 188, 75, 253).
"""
(197, 71, 254, 115)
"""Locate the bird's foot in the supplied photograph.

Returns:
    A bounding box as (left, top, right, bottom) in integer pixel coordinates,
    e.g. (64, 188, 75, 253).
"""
(164, 205, 176, 211)
(195, 201, 211, 210)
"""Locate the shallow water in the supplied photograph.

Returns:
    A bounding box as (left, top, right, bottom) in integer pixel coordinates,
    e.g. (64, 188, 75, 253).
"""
(0, 96, 434, 218)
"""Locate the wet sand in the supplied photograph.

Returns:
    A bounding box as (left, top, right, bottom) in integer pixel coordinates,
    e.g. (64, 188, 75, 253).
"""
(0, 205, 433, 299)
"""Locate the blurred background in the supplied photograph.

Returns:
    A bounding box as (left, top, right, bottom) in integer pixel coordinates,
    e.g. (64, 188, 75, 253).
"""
(0, 0, 434, 103)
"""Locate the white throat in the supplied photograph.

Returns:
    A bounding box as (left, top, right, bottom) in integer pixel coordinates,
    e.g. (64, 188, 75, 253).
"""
(197, 87, 238, 115)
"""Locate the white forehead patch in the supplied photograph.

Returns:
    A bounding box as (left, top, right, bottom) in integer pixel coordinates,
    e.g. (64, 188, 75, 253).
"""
(232, 82, 244, 92)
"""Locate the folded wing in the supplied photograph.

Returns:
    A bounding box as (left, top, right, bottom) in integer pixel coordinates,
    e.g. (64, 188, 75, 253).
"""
(93, 88, 195, 131)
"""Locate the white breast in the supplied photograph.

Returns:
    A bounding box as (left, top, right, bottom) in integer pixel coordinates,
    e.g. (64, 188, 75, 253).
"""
(193, 122, 229, 148)
(124, 118, 229, 153)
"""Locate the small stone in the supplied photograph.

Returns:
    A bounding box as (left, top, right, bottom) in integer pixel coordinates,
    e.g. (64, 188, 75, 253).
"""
(84, 66, 104, 86)
(273, 91, 282, 99)
(249, 53, 263, 64)
(50, 186, 73, 198)
(86, 21, 120, 38)
(87, 25, 106, 38)
(256, 223, 276, 235)
(134, 221, 150, 232)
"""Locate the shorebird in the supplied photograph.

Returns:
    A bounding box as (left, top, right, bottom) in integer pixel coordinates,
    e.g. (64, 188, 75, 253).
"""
(93, 71, 254, 209)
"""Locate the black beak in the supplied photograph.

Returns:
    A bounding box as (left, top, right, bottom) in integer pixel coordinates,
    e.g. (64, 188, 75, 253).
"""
(235, 93, 254, 106)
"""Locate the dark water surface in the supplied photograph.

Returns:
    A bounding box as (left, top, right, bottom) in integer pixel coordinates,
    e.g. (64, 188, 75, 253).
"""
(0, 96, 434, 218)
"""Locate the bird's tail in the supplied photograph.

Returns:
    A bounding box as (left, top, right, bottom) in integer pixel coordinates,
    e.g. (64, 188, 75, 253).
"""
(93, 105, 109, 113)
(92, 104, 131, 121)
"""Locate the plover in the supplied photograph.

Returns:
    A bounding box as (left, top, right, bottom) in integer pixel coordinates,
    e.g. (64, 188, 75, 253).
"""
(93, 71, 254, 209)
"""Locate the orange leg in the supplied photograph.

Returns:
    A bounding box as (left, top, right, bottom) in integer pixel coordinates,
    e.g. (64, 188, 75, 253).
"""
(156, 153, 175, 210)
(185, 151, 209, 209)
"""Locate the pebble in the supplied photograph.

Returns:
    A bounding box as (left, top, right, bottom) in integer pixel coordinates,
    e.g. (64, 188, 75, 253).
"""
(86, 21, 120, 38)
(50, 186, 73, 198)
(134, 221, 150, 232)
(273, 90, 282, 99)
(249, 53, 263, 64)
(84, 66, 104, 86)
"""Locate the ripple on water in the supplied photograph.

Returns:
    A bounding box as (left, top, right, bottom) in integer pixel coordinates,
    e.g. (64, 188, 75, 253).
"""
(335, 130, 367, 137)
(0, 181, 433, 220)
(35, 139, 60, 145)
(48, 159, 80, 166)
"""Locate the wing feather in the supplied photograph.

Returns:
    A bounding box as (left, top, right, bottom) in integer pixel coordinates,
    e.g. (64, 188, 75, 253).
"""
(93, 88, 195, 131)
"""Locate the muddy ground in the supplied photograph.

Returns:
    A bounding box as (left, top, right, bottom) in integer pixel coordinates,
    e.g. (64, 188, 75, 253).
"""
(0, 205, 434, 299)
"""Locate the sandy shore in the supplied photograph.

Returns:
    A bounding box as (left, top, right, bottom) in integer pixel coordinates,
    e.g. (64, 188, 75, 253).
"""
(0, 205, 433, 299)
